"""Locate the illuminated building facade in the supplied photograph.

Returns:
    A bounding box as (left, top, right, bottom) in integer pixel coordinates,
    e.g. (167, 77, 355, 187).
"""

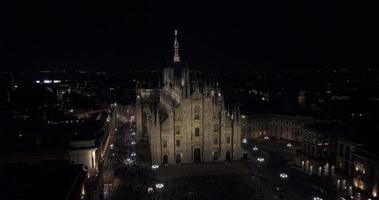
(295, 123, 338, 178)
(336, 136, 379, 199)
(242, 114, 316, 141)
(136, 30, 242, 165)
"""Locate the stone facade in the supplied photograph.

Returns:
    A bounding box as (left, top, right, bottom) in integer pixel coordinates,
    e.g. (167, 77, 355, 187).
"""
(136, 30, 241, 165)
(242, 113, 316, 141)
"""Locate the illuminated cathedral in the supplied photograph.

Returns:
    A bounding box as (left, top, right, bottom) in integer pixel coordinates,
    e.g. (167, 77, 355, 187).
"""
(136, 30, 241, 165)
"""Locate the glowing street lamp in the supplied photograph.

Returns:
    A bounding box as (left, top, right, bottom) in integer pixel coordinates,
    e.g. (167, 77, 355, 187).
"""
(252, 146, 258, 151)
(286, 143, 292, 147)
(264, 136, 269, 140)
(131, 152, 137, 157)
(313, 197, 323, 200)
(242, 138, 248, 144)
(131, 141, 136, 145)
(151, 164, 159, 170)
(257, 157, 265, 162)
(280, 173, 288, 179)
(155, 183, 164, 189)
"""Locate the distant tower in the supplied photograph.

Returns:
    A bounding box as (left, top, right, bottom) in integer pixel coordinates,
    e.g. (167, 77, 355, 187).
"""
(173, 29, 180, 64)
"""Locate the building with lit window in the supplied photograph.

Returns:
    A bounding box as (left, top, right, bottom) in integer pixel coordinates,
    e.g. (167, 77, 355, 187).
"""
(136, 30, 241, 165)
(242, 113, 316, 141)
(336, 136, 379, 199)
(295, 123, 343, 178)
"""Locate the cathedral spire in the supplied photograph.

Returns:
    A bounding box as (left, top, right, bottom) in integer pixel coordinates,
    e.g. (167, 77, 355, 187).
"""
(173, 29, 180, 64)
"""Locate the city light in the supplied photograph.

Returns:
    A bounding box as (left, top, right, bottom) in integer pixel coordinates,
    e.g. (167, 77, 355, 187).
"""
(313, 197, 323, 200)
(131, 152, 137, 157)
(286, 143, 292, 147)
(110, 144, 114, 149)
(264, 136, 269, 140)
(131, 141, 136, 145)
(257, 157, 265, 162)
(252, 146, 258, 151)
(131, 132, 136, 136)
(151, 164, 159, 169)
(155, 183, 164, 189)
(242, 138, 248, 144)
(280, 173, 288, 179)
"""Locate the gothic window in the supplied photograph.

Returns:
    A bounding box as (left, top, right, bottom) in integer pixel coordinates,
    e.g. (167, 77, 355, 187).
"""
(195, 128, 200, 137)
(213, 137, 218, 145)
(163, 140, 167, 148)
(213, 124, 219, 132)
(226, 136, 231, 144)
(176, 139, 180, 147)
(175, 126, 180, 134)
(194, 106, 200, 120)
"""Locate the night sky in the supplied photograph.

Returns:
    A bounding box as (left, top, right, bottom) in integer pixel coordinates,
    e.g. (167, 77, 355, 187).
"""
(1, 1, 377, 71)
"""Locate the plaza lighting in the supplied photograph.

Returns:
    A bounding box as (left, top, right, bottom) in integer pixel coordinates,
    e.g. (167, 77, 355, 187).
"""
(264, 136, 269, 140)
(313, 197, 323, 200)
(280, 173, 288, 179)
(131, 152, 137, 157)
(151, 164, 159, 169)
(286, 143, 292, 147)
(155, 183, 164, 189)
(257, 157, 265, 162)
(110, 144, 114, 149)
(131, 141, 136, 145)
(252, 146, 258, 151)
(131, 132, 136, 136)
(242, 138, 248, 144)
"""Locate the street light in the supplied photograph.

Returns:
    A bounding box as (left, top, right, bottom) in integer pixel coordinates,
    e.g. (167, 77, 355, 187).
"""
(252, 146, 258, 151)
(131, 152, 137, 157)
(151, 164, 159, 170)
(155, 183, 164, 189)
(313, 197, 323, 200)
(280, 173, 288, 179)
(286, 143, 292, 147)
(131, 141, 136, 145)
(242, 138, 248, 144)
(264, 136, 269, 140)
(257, 157, 265, 162)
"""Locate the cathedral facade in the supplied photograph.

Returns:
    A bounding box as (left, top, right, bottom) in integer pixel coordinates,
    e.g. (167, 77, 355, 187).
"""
(136, 30, 241, 165)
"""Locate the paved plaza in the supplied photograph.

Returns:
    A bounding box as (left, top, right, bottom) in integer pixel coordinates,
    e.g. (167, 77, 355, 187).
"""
(156, 162, 251, 180)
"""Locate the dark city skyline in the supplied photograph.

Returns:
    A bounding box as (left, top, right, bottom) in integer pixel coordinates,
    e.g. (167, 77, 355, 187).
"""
(1, 2, 379, 200)
(1, 1, 378, 71)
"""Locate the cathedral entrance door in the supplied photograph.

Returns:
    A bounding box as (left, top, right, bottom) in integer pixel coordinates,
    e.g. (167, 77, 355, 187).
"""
(194, 148, 201, 163)
(226, 151, 231, 161)
(163, 155, 168, 165)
